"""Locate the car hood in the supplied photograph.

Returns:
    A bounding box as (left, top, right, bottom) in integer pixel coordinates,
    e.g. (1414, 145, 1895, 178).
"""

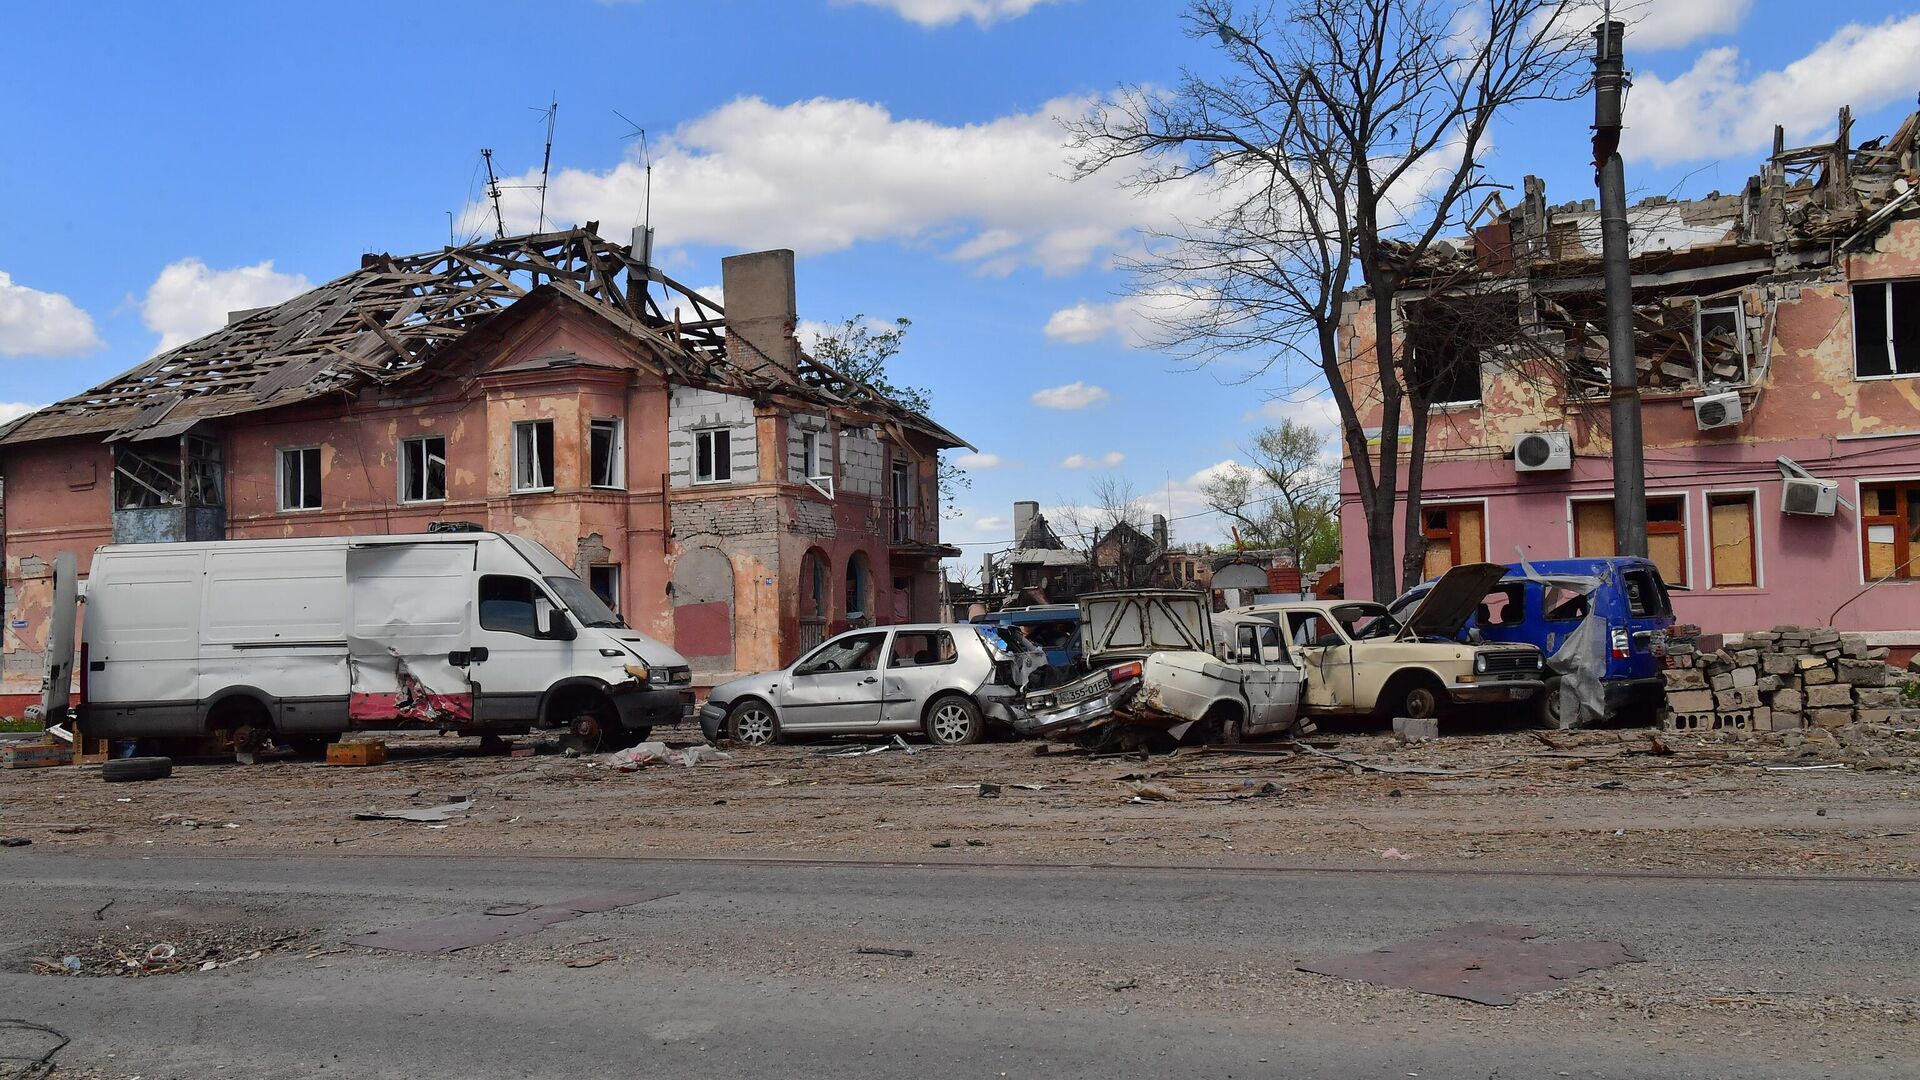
(1398, 562, 1508, 641)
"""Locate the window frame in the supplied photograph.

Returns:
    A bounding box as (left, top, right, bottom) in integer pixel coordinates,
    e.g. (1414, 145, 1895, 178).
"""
(794, 631, 887, 677)
(588, 564, 621, 613)
(1566, 492, 1692, 588)
(477, 574, 547, 638)
(885, 630, 958, 670)
(1857, 476, 1920, 584)
(801, 430, 824, 479)
(511, 419, 555, 493)
(694, 428, 733, 485)
(1703, 487, 1761, 589)
(1418, 499, 1489, 577)
(1852, 280, 1920, 381)
(398, 434, 448, 504)
(1694, 299, 1749, 386)
(588, 417, 625, 490)
(276, 445, 323, 512)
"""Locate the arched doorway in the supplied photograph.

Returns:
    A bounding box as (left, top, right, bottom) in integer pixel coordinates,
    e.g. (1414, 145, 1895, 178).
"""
(845, 551, 872, 628)
(799, 547, 829, 653)
(671, 546, 735, 673)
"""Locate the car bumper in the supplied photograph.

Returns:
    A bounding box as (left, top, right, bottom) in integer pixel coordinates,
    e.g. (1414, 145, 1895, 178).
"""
(613, 686, 694, 729)
(1448, 679, 1544, 703)
(1013, 692, 1117, 738)
(698, 700, 728, 741)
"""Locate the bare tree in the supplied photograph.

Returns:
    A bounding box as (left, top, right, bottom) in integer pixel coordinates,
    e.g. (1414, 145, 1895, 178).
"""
(1202, 416, 1340, 574)
(1066, 0, 1588, 598)
(1054, 475, 1158, 589)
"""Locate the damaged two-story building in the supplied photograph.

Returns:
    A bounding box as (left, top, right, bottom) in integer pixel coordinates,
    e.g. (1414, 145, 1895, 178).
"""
(0, 227, 965, 712)
(1339, 108, 1920, 647)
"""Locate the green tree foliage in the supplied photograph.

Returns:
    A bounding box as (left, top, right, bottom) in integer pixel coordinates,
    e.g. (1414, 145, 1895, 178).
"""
(809, 315, 970, 512)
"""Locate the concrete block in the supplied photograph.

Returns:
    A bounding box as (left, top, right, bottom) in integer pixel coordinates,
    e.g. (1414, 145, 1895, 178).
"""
(1709, 671, 1735, 691)
(1853, 686, 1903, 709)
(1772, 688, 1804, 713)
(1810, 708, 1853, 729)
(1842, 637, 1870, 660)
(1662, 710, 1716, 732)
(1669, 653, 1696, 669)
(1798, 655, 1829, 671)
(1392, 717, 1438, 741)
(1663, 669, 1706, 691)
(1810, 628, 1841, 646)
(1769, 709, 1804, 731)
(1762, 653, 1797, 676)
(1803, 666, 1837, 686)
(1714, 709, 1753, 732)
(1665, 689, 1715, 713)
(1756, 675, 1781, 694)
(1804, 683, 1852, 709)
(1745, 632, 1776, 648)
(1730, 667, 1758, 689)
(1714, 687, 1761, 711)
(1750, 706, 1774, 732)
(1665, 642, 1697, 656)
(1837, 659, 1888, 687)
(1856, 709, 1895, 726)
(1868, 646, 1890, 661)
(1733, 649, 1760, 667)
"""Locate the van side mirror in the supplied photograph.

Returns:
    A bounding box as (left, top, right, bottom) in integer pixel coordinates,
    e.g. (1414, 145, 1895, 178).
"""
(535, 598, 575, 640)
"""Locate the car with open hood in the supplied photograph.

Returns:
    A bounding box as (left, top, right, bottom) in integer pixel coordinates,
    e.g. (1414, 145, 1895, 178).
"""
(698, 623, 1042, 746)
(1015, 589, 1307, 746)
(1234, 562, 1545, 721)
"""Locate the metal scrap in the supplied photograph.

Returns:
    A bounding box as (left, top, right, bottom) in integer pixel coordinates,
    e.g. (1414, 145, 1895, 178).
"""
(1299, 922, 1641, 1006)
(351, 797, 473, 823)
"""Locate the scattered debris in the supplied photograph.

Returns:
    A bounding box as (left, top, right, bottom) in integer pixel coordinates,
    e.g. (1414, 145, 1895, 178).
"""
(31, 927, 307, 977)
(965, 838, 987, 847)
(325, 742, 387, 767)
(92, 899, 114, 921)
(977, 783, 1001, 798)
(352, 797, 473, 823)
(856, 947, 916, 959)
(345, 891, 673, 955)
(1125, 781, 1178, 802)
(1379, 848, 1415, 861)
(100, 756, 173, 783)
(1298, 922, 1641, 1006)
(565, 956, 615, 969)
(931, 839, 953, 848)
(0, 837, 30, 848)
(1108, 977, 1140, 992)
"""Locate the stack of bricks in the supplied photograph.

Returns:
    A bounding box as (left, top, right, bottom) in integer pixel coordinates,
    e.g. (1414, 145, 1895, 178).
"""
(1659, 625, 1912, 733)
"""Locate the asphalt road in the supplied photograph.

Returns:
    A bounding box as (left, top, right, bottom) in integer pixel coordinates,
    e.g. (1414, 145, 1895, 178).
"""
(3, 854, 1917, 1079)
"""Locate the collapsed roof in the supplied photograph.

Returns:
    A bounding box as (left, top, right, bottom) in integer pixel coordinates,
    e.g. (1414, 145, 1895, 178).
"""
(0, 225, 966, 450)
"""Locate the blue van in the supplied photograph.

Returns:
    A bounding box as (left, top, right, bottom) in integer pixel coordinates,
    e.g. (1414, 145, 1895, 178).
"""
(969, 605, 1085, 686)
(1387, 557, 1675, 723)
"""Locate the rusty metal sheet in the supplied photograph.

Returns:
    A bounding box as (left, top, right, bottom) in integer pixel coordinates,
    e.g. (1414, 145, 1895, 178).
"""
(343, 889, 673, 954)
(1298, 922, 1639, 1006)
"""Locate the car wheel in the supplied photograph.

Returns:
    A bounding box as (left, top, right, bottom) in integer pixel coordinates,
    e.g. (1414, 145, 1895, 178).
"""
(923, 694, 983, 746)
(561, 699, 630, 753)
(726, 700, 781, 746)
(1537, 675, 1565, 728)
(1400, 682, 1443, 721)
(102, 756, 173, 783)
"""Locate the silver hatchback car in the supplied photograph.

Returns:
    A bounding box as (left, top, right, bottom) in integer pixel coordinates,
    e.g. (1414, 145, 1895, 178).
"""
(699, 623, 1040, 746)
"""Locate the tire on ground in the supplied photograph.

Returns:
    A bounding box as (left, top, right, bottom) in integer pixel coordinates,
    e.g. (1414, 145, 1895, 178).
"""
(102, 756, 174, 783)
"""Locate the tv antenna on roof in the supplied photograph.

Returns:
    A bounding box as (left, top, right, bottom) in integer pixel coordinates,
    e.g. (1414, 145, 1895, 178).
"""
(614, 109, 654, 263)
(533, 95, 558, 232)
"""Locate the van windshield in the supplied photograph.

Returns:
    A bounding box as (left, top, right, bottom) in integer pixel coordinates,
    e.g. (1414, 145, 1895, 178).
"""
(545, 575, 625, 628)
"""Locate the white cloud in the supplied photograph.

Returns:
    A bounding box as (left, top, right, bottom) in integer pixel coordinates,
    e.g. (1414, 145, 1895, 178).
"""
(1246, 393, 1343, 429)
(141, 258, 313, 353)
(839, 0, 1062, 27)
(954, 451, 1008, 469)
(1031, 381, 1110, 410)
(1043, 289, 1219, 348)
(1628, 13, 1920, 165)
(1562, 0, 1749, 51)
(972, 514, 1007, 534)
(1061, 451, 1125, 470)
(468, 94, 1218, 276)
(0, 271, 101, 358)
(0, 401, 45, 425)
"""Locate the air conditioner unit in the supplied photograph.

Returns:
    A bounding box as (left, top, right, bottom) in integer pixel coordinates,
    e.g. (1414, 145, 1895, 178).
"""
(1513, 431, 1572, 472)
(1693, 390, 1744, 431)
(1780, 476, 1838, 517)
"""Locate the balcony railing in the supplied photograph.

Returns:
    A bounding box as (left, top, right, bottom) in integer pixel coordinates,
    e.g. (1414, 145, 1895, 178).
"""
(890, 505, 933, 546)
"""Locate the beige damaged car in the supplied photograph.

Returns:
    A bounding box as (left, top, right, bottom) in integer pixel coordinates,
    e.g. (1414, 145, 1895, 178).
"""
(1236, 563, 1545, 722)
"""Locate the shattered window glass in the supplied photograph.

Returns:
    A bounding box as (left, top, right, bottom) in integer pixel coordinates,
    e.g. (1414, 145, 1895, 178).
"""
(589, 419, 622, 488)
(796, 632, 885, 676)
(400, 436, 447, 502)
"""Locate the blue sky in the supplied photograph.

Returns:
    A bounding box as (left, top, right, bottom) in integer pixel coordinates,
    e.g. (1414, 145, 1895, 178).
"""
(3, 0, 1917, 561)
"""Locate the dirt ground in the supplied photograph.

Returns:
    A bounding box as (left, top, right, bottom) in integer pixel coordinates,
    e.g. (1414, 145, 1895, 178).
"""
(6, 720, 1919, 877)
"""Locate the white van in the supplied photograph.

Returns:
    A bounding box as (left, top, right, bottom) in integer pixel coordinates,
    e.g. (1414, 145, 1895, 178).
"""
(48, 532, 691, 751)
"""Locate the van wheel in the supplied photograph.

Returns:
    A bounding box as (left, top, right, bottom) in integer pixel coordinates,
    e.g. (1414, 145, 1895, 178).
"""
(924, 695, 983, 746)
(726, 700, 780, 746)
(1537, 675, 1566, 728)
(561, 701, 629, 753)
(102, 757, 173, 783)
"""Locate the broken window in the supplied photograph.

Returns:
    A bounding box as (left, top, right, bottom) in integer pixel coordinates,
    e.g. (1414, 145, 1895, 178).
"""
(795, 631, 885, 676)
(588, 564, 620, 613)
(1406, 308, 1483, 406)
(1695, 301, 1748, 385)
(512, 420, 554, 492)
(1573, 496, 1687, 587)
(802, 431, 823, 478)
(1542, 585, 1590, 623)
(1421, 504, 1486, 579)
(400, 435, 447, 502)
(694, 429, 732, 484)
(1476, 584, 1525, 626)
(1852, 281, 1920, 379)
(278, 447, 322, 511)
(1707, 491, 1758, 588)
(889, 631, 956, 667)
(1861, 482, 1920, 580)
(589, 419, 623, 489)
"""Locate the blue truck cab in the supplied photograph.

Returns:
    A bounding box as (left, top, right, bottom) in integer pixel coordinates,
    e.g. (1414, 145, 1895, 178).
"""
(1387, 557, 1675, 722)
(968, 605, 1085, 687)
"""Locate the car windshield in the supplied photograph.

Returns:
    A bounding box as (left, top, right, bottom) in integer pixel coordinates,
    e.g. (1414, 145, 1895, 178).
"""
(543, 575, 625, 628)
(1338, 605, 1402, 640)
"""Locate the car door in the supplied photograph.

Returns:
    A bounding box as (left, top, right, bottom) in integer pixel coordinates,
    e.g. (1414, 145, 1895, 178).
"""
(1233, 622, 1302, 735)
(781, 630, 888, 730)
(1286, 611, 1355, 708)
(878, 629, 956, 727)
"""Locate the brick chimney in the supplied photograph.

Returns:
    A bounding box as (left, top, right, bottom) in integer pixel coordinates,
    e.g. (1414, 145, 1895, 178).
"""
(1013, 501, 1038, 545)
(721, 249, 800, 378)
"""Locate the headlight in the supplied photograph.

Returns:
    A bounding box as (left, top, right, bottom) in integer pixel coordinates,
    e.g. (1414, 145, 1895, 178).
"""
(624, 663, 649, 683)
(648, 668, 675, 687)
(1473, 653, 1488, 674)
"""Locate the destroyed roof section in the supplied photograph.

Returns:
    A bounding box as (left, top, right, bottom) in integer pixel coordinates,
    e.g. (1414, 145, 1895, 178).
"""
(2, 225, 967, 451)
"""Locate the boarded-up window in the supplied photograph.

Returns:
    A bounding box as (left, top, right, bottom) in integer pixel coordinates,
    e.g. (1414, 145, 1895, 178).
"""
(1573, 496, 1688, 587)
(1708, 492, 1757, 587)
(1862, 482, 1920, 581)
(1421, 504, 1485, 579)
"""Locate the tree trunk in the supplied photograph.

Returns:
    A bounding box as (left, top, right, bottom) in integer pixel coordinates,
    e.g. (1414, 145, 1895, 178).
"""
(1399, 397, 1431, 591)
(1366, 277, 1403, 604)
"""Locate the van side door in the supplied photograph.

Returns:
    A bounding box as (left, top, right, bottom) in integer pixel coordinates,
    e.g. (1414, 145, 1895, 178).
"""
(347, 543, 476, 726)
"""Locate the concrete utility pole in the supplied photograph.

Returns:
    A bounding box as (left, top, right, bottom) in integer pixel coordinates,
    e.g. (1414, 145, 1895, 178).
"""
(1593, 18, 1647, 558)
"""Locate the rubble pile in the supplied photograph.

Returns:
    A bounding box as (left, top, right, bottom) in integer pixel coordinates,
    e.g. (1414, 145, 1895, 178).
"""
(1659, 624, 1916, 733)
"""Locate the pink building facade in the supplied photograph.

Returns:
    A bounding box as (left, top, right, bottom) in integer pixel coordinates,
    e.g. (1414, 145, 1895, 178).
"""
(1338, 111, 1920, 648)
